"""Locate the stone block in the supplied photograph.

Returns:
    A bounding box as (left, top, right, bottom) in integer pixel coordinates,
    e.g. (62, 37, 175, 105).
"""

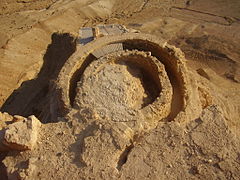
(3, 115, 41, 150)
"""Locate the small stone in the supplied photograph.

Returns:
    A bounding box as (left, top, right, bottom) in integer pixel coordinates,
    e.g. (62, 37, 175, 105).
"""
(3, 115, 41, 150)
(197, 68, 210, 80)
(208, 159, 213, 163)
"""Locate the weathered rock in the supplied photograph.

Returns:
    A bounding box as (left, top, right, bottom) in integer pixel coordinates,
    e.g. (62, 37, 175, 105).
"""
(3, 115, 41, 151)
(0, 112, 14, 130)
(3, 157, 37, 180)
(0, 112, 14, 151)
(0, 113, 28, 151)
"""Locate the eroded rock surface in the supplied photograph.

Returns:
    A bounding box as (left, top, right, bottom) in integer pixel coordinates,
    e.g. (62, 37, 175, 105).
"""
(3, 115, 41, 151)
(120, 106, 240, 180)
(2, 106, 240, 180)
(0, 114, 41, 152)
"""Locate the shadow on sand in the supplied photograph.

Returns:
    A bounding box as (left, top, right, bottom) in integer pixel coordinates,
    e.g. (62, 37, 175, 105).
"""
(1, 32, 76, 123)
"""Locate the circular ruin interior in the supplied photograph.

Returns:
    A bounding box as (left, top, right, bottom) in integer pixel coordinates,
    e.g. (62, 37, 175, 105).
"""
(74, 50, 172, 126)
(54, 32, 195, 127)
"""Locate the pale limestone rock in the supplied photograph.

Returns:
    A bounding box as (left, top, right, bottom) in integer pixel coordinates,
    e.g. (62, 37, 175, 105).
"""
(0, 112, 14, 151)
(0, 112, 14, 129)
(3, 115, 41, 150)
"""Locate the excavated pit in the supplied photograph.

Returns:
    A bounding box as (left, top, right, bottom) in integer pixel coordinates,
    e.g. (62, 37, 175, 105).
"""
(73, 50, 169, 123)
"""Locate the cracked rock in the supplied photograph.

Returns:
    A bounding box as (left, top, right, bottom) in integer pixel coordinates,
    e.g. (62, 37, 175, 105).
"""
(3, 115, 41, 151)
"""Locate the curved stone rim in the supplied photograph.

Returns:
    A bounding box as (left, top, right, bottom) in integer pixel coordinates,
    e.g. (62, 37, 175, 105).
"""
(54, 33, 191, 122)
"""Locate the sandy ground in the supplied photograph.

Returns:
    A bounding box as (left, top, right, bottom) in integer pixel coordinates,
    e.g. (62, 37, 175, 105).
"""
(0, 0, 240, 179)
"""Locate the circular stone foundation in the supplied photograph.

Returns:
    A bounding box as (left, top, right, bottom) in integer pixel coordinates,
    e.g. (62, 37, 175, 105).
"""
(74, 50, 172, 125)
(53, 33, 195, 127)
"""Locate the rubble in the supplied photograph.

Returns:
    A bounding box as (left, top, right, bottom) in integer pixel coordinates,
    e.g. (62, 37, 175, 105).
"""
(3, 115, 41, 151)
